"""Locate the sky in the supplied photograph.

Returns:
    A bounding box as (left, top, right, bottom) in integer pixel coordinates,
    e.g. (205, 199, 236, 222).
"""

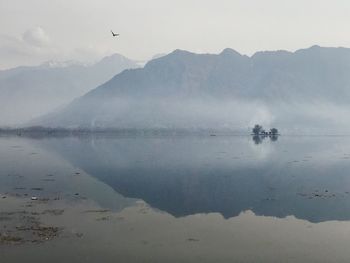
(1, 0, 350, 69)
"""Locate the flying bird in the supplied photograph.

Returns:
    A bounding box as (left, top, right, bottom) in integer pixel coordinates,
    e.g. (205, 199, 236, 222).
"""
(111, 30, 119, 37)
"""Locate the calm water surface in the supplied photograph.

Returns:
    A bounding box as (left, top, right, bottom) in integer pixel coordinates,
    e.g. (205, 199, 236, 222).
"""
(2, 134, 350, 262)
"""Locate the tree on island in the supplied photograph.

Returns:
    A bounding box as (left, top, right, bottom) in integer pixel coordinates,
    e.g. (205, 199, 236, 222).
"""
(252, 124, 263, 135)
(270, 128, 278, 135)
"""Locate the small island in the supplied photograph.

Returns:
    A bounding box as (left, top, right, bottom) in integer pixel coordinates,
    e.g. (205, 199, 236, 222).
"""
(251, 124, 279, 144)
(252, 124, 279, 136)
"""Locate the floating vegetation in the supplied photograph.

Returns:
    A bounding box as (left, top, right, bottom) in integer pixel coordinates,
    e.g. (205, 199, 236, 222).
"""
(297, 190, 339, 199)
(83, 209, 111, 214)
(41, 209, 64, 216)
(31, 188, 44, 191)
(0, 210, 62, 245)
(187, 238, 200, 242)
(0, 235, 23, 245)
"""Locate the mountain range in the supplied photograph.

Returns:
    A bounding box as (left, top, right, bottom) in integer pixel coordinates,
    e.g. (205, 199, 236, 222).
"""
(34, 45, 350, 133)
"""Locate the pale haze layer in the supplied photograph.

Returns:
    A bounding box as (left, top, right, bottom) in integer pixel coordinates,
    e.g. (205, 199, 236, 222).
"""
(1, 0, 350, 69)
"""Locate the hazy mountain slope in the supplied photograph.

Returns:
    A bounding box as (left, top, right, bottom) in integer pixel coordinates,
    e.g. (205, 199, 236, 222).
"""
(0, 54, 138, 126)
(36, 46, 350, 132)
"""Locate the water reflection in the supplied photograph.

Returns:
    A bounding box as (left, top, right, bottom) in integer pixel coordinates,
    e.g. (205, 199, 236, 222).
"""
(30, 135, 350, 223)
(252, 135, 278, 144)
(5, 135, 350, 262)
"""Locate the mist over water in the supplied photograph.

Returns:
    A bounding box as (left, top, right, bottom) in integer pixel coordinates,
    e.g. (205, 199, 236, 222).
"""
(35, 95, 350, 135)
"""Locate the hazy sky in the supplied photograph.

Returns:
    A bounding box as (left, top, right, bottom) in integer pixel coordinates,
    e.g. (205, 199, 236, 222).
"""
(1, 0, 350, 69)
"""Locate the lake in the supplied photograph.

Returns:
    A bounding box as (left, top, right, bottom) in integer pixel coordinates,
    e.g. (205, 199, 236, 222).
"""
(1, 134, 350, 262)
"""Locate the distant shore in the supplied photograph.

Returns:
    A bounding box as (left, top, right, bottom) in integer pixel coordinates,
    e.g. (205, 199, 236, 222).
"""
(0, 126, 248, 138)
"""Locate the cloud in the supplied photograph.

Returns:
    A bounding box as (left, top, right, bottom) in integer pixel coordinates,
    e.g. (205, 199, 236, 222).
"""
(22, 27, 51, 47)
(0, 27, 108, 70)
(0, 27, 58, 69)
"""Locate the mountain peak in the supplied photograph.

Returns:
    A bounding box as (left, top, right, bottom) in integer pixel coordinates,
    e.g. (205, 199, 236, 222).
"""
(220, 48, 241, 57)
(40, 60, 88, 68)
(152, 53, 168, 60)
(145, 49, 196, 68)
(309, 45, 321, 50)
(170, 49, 195, 56)
(97, 53, 132, 64)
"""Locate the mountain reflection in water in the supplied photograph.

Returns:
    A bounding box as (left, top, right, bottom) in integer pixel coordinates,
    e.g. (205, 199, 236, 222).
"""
(34, 134, 350, 223)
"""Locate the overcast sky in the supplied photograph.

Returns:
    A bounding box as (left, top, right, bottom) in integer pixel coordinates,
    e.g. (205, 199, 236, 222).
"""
(1, 0, 350, 69)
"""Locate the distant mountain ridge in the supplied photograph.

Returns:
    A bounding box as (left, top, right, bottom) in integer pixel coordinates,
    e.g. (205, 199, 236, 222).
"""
(35, 46, 350, 132)
(0, 53, 139, 126)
